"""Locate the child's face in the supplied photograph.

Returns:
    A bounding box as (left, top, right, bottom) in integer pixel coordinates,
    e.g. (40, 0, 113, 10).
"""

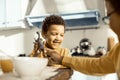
(44, 24, 65, 49)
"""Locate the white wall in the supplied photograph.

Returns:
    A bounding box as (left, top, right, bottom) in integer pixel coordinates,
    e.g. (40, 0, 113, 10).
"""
(62, 25, 108, 50)
(0, 28, 39, 56)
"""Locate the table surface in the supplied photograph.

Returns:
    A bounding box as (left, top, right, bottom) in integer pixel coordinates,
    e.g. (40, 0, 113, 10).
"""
(0, 67, 73, 80)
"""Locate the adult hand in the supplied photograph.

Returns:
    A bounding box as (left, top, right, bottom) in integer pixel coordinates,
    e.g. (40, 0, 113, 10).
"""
(45, 48, 63, 65)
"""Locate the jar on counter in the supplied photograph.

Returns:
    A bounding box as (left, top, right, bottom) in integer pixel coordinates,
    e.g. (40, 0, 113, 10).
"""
(0, 56, 13, 73)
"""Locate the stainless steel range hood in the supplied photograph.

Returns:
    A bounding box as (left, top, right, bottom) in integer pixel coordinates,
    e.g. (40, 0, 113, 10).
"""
(25, 10, 100, 30)
(24, 0, 104, 30)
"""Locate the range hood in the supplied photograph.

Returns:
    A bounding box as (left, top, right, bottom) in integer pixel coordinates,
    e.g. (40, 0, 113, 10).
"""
(25, 9, 100, 30)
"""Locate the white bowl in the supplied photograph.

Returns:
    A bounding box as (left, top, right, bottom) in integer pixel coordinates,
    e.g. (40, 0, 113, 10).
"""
(13, 57, 48, 78)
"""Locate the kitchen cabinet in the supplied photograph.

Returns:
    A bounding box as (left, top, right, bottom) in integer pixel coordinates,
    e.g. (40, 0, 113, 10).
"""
(0, 0, 27, 30)
(0, 0, 6, 28)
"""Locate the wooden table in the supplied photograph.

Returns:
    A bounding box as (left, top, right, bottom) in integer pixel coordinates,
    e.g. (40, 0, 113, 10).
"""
(47, 68, 73, 80)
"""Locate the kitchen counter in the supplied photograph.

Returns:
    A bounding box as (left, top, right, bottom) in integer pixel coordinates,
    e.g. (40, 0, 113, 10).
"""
(0, 67, 73, 80)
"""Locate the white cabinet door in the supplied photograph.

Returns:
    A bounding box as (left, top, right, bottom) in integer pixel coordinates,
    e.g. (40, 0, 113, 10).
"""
(0, 0, 27, 29)
(0, 0, 6, 28)
(6, 0, 22, 27)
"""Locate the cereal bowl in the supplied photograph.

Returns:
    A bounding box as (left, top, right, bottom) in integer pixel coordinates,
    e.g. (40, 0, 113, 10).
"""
(13, 57, 48, 78)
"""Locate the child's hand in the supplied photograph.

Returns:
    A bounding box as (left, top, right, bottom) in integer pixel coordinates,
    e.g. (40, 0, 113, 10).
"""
(45, 48, 63, 65)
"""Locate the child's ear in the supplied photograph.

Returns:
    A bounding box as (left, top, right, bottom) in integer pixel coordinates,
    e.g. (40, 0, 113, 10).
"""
(41, 32, 46, 39)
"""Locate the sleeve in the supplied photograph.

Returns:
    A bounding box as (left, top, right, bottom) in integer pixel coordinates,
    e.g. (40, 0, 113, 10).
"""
(51, 47, 71, 68)
(29, 49, 44, 58)
(62, 44, 120, 76)
(61, 48, 71, 56)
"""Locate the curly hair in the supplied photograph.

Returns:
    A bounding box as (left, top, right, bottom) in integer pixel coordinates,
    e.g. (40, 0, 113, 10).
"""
(42, 15, 65, 34)
(108, 0, 120, 14)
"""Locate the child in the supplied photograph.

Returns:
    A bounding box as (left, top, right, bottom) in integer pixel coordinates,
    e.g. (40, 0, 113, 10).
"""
(30, 15, 70, 67)
(0, 15, 73, 79)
